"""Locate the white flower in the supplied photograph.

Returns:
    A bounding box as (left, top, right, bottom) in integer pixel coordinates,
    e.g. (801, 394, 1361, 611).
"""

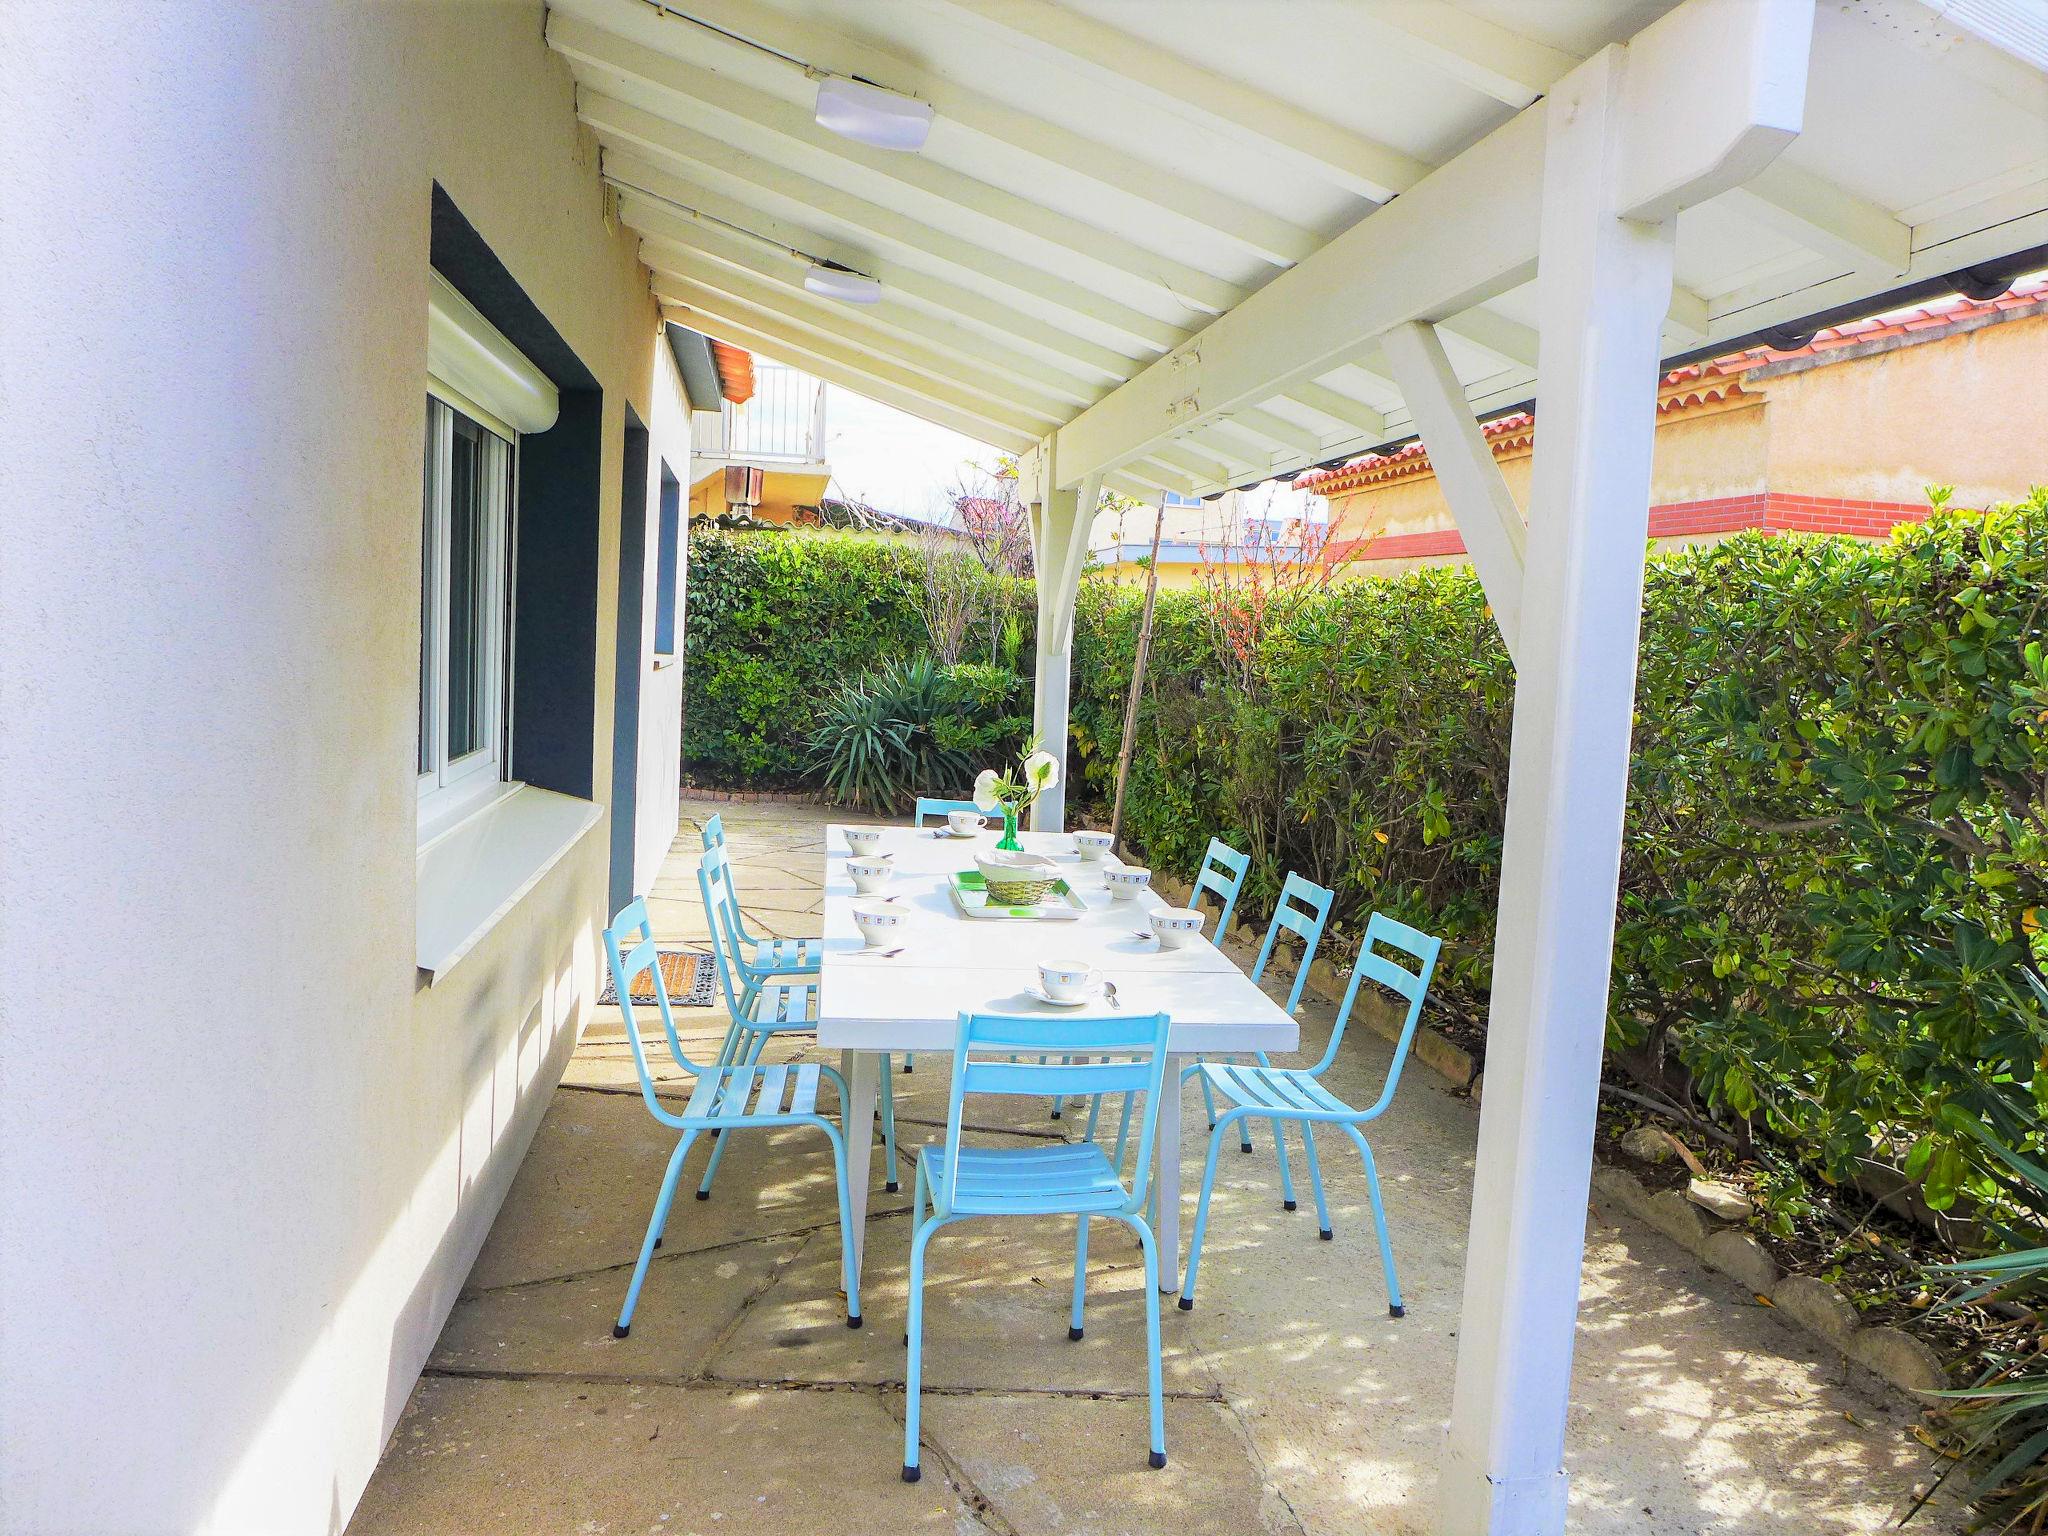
(972, 768, 1003, 814)
(1024, 749, 1060, 791)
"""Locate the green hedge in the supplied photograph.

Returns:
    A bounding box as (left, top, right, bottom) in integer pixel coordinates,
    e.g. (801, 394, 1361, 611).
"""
(683, 530, 1032, 783)
(687, 504, 2048, 1216)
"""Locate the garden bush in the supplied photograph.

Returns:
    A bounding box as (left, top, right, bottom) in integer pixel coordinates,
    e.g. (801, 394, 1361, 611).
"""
(683, 529, 1031, 784)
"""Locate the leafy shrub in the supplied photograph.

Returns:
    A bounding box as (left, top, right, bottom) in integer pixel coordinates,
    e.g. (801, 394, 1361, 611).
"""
(683, 529, 1029, 784)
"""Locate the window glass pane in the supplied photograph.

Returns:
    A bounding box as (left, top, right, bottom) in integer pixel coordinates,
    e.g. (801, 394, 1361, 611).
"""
(445, 416, 488, 761)
(419, 400, 440, 775)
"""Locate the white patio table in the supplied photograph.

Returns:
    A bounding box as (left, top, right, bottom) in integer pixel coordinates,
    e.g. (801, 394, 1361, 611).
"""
(816, 822, 1298, 1292)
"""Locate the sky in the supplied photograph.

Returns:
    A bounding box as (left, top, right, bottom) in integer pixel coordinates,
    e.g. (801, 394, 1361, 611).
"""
(819, 384, 1002, 521)
(810, 378, 1329, 530)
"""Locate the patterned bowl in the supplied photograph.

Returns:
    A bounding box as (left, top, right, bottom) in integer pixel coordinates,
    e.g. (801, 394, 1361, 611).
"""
(1103, 865, 1152, 902)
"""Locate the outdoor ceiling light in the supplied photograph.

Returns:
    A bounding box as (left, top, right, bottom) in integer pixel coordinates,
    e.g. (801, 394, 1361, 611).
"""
(814, 75, 933, 152)
(804, 262, 883, 304)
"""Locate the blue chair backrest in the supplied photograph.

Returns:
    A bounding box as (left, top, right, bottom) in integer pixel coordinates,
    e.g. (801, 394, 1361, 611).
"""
(914, 796, 982, 826)
(603, 898, 702, 1122)
(1191, 838, 1249, 938)
(942, 1010, 1172, 1213)
(697, 844, 755, 1023)
(1249, 872, 1336, 1015)
(1323, 912, 1443, 1107)
(698, 821, 753, 943)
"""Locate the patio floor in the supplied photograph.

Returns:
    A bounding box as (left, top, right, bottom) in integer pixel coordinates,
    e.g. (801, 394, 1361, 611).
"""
(350, 797, 1957, 1535)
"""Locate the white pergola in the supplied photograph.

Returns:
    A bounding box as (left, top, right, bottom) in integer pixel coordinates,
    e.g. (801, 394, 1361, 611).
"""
(549, 1, 2048, 1527)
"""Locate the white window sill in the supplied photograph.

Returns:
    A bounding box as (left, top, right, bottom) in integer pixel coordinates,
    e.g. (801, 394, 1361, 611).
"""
(416, 783, 603, 984)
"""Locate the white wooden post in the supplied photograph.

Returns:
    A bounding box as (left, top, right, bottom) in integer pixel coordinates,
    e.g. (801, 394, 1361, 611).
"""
(1437, 46, 1678, 1535)
(1028, 470, 1101, 832)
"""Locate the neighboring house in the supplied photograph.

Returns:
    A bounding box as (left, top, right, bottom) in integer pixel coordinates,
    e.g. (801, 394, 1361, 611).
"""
(687, 353, 833, 526)
(1091, 486, 1332, 590)
(1298, 275, 2048, 575)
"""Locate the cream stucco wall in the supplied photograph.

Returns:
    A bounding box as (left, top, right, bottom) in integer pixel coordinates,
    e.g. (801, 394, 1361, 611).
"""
(1, 5, 686, 1533)
(1758, 308, 2048, 508)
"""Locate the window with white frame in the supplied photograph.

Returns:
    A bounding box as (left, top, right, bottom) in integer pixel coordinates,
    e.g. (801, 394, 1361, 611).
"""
(417, 392, 515, 837)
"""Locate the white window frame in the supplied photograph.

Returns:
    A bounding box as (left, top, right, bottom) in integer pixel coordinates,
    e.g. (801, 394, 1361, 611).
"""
(417, 390, 516, 843)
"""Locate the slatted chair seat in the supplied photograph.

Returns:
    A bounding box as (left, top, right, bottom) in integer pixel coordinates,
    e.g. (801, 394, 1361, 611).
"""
(1198, 1061, 1352, 1118)
(919, 1140, 1130, 1214)
(686, 1061, 826, 1124)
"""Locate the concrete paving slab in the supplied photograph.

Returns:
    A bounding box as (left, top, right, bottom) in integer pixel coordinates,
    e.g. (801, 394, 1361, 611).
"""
(349, 1377, 988, 1535)
(464, 1089, 907, 1293)
(432, 1235, 803, 1379)
(713, 1203, 1219, 1397)
(925, 1393, 1297, 1536)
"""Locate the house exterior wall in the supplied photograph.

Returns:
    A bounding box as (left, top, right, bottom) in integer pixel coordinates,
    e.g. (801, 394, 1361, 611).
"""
(1306, 305, 2047, 577)
(1, 5, 685, 1534)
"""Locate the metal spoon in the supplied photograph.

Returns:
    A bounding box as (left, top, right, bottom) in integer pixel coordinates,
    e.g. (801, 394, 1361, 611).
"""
(1102, 980, 1122, 1009)
(855, 946, 906, 960)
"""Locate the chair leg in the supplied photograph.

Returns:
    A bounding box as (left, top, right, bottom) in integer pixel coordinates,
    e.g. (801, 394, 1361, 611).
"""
(879, 1053, 900, 1193)
(1199, 1067, 1220, 1134)
(1082, 1090, 1104, 1145)
(1114, 1091, 1135, 1169)
(1048, 1054, 1066, 1120)
(697, 1030, 768, 1199)
(615, 1129, 697, 1337)
(1343, 1124, 1403, 1317)
(903, 1216, 940, 1482)
(1301, 1122, 1333, 1239)
(1126, 1214, 1167, 1468)
(819, 1119, 862, 1329)
(1272, 1117, 1299, 1211)
(1178, 1112, 1240, 1311)
(1069, 1215, 1090, 1340)
(902, 1053, 914, 1073)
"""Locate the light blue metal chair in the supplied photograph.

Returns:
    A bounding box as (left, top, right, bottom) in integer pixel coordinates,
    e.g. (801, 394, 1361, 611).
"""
(697, 845, 897, 1200)
(1180, 912, 1442, 1319)
(902, 1009, 1174, 1482)
(913, 796, 982, 826)
(700, 813, 821, 983)
(602, 898, 863, 1336)
(1182, 872, 1335, 1207)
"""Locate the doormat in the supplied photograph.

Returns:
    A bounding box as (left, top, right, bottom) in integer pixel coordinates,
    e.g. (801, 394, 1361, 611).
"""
(600, 949, 717, 1009)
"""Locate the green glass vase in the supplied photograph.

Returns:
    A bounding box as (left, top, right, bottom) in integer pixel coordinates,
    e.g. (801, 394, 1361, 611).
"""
(996, 804, 1023, 851)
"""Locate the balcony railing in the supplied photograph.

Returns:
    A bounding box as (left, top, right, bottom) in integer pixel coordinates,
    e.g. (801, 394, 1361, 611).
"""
(719, 362, 825, 461)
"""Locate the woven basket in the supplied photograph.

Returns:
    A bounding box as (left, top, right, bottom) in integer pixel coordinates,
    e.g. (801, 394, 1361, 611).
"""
(976, 854, 1060, 905)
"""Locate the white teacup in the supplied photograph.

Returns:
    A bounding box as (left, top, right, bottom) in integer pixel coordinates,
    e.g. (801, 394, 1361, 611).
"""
(851, 902, 905, 948)
(946, 809, 986, 837)
(1148, 906, 1205, 950)
(844, 827, 887, 857)
(1073, 830, 1114, 863)
(846, 855, 895, 895)
(1038, 958, 1098, 1003)
(1104, 865, 1152, 902)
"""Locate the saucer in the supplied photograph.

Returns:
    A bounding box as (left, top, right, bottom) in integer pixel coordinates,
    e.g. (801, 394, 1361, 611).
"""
(1026, 983, 1098, 1008)
(935, 827, 983, 840)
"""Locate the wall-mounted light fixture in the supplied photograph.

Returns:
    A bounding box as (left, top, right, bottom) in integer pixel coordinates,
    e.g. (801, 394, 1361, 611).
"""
(814, 76, 933, 152)
(804, 262, 883, 304)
